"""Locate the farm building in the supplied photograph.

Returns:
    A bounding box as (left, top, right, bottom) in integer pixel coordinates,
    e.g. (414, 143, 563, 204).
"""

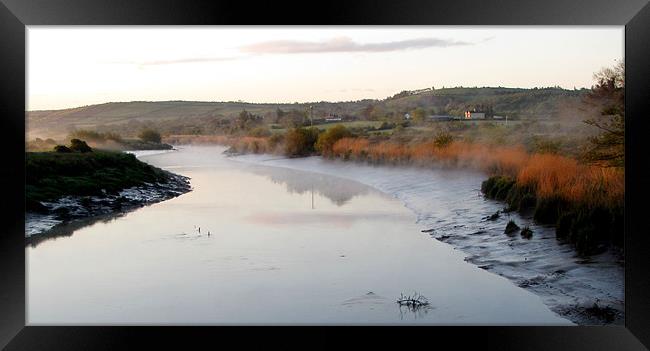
(324, 113, 343, 122)
(464, 111, 486, 119)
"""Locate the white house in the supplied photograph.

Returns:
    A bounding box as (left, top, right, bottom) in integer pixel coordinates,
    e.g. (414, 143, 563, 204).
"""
(464, 111, 486, 119)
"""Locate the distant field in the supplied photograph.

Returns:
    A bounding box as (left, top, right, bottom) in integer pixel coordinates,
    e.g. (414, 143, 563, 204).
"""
(267, 121, 387, 133)
(312, 121, 386, 130)
(26, 87, 589, 140)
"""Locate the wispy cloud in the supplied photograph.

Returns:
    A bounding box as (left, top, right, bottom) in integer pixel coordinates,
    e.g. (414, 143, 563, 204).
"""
(240, 36, 472, 54)
(107, 36, 475, 67)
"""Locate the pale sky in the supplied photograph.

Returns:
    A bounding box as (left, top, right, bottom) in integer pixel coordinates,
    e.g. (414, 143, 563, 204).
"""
(27, 26, 623, 111)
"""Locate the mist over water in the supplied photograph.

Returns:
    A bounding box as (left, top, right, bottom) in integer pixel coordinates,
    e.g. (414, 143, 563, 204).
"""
(233, 149, 624, 325)
(28, 146, 580, 324)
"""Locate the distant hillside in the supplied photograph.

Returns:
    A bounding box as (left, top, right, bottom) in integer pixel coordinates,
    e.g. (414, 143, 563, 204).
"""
(383, 87, 588, 117)
(26, 87, 589, 139)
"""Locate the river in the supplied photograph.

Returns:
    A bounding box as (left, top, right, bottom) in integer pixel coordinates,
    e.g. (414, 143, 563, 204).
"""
(27, 145, 622, 325)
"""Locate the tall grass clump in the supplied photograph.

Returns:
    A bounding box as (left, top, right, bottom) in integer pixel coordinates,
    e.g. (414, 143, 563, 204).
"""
(164, 131, 623, 253)
(330, 136, 623, 254)
(481, 153, 623, 253)
(331, 137, 529, 174)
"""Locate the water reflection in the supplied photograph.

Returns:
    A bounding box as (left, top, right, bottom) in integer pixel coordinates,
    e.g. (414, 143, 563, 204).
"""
(26, 212, 128, 248)
(398, 304, 433, 321)
(244, 212, 411, 228)
(243, 165, 372, 207)
(25, 159, 374, 246)
(27, 146, 573, 325)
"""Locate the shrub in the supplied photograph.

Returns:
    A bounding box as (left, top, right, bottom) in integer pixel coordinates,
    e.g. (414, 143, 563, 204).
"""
(69, 139, 92, 153)
(53, 145, 72, 153)
(433, 131, 454, 148)
(521, 226, 533, 239)
(284, 127, 319, 157)
(315, 125, 352, 157)
(268, 133, 284, 151)
(138, 129, 162, 143)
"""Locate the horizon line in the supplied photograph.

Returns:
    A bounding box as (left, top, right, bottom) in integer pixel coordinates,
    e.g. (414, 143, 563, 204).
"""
(27, 85, 591, 112)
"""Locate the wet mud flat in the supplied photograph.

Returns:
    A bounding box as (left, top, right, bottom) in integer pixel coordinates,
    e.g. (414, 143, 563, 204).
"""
(28, 146, 572, 325)
(26, 173, 191, 246)
(424, 217, 624, 325)
(232, 153, 624, 326)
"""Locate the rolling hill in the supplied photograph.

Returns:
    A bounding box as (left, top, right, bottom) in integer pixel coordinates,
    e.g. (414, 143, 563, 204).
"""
(26, 87, 590, 139)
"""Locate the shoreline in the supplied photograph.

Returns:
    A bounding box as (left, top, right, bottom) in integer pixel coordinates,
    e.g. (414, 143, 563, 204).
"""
(228, 150, 624, 325)
(26, 162, 192, 245)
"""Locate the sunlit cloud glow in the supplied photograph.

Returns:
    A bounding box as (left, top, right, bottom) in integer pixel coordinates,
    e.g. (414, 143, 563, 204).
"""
(240, 36, 472, 54)
(27, 27, 624, 110)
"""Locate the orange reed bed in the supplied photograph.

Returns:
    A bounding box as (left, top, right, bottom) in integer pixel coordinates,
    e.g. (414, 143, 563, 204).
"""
(332, 137, 623, 209)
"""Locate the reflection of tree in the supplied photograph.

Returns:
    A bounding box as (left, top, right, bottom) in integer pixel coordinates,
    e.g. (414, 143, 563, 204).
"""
(245, 165, 371, 206)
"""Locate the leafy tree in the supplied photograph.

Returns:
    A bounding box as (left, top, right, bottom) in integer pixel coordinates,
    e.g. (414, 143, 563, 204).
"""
(315, 125, 352, 156)
(53, 145, 72, 153)
(234, 110, 264, 132)
(69, 139, 92, 153)
(138, 129, 162, 143)
(583, 62, 624, 168)
(284, 127, 319, 157)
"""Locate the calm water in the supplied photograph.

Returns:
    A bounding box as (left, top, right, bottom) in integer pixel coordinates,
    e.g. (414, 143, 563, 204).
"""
(233, 149, 624, 324)
(27, 146, 570, 325)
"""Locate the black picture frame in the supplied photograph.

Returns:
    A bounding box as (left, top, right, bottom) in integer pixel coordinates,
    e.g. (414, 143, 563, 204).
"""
(1, 0, 649, 349)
